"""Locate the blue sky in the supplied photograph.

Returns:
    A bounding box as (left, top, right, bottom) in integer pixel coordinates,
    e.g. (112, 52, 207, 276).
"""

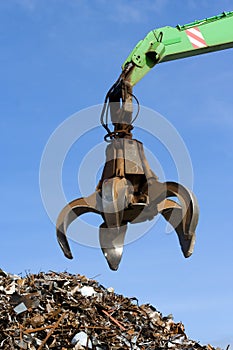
(1, 0, 233, 348)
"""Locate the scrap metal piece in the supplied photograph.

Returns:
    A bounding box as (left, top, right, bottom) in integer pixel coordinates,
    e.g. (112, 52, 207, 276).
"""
(14, 302, 28, 314)
(80, 286, 97, 297)
(71, 331, 92, 348)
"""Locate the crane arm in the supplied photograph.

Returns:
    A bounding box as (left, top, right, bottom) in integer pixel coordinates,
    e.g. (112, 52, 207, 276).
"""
(122, 11, 233, 87)
(101, 11, 233, 138)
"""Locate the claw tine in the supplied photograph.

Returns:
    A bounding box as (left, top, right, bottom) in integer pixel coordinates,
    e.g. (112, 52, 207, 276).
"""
(165, 182, 199, 238)
(158, 192, 198, 258)
(56, 205, 76, 259)
(99, 223, 127, 271)
(160, 201, 196, 257)
(56, 193, 100, 259)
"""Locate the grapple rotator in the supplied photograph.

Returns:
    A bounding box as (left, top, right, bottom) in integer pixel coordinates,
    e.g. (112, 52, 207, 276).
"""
(56, 77, 199, 270)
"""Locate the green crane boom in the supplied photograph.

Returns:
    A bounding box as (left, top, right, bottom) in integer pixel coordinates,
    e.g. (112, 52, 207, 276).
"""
(122, 11, 233, 87)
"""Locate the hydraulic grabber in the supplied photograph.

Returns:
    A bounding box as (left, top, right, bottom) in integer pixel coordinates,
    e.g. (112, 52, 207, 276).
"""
(56, 10, 233, 269)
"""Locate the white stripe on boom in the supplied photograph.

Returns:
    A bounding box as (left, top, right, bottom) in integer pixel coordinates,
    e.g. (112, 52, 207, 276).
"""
(185, 27, 208, 49)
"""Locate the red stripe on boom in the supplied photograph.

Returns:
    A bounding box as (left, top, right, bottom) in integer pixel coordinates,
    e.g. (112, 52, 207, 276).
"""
(186, 30, 206, 45)
(185, 27, 207, 49)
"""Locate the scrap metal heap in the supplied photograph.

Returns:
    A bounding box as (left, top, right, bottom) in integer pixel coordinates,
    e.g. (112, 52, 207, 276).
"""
(0, 269, 224, 350)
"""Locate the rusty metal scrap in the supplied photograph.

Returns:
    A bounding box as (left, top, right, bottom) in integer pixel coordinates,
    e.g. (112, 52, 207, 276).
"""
(0, 269, 225, 349)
